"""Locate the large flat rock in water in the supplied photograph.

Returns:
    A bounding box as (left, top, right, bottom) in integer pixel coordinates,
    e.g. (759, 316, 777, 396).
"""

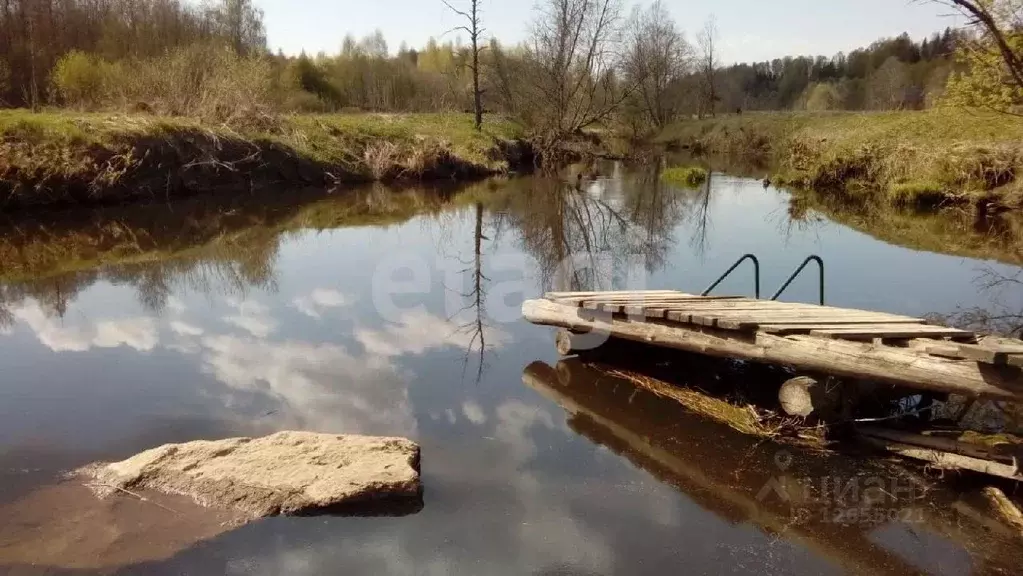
(79, 431, 421, 517)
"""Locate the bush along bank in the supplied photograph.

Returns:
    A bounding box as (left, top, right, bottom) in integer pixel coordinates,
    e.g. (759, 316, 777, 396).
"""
(659, 111, 1023, 211)
(0, 112, 535, 211)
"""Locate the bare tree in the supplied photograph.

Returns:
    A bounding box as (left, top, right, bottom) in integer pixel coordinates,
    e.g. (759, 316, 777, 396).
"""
(868, 56, 910, 109)
(443, 0, 485, 130)
(623, 0, 693, 128)
(696, 17, 719, 118)
(524, 0, 630, 143)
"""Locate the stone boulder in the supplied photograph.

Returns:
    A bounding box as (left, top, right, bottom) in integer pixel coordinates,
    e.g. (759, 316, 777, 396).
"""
(78, 431, 421, 517)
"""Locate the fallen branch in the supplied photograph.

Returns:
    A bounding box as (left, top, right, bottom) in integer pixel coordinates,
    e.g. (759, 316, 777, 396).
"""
(859, 434, 1022, 481)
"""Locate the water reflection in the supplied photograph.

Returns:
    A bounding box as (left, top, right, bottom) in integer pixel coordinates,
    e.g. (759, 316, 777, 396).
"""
(0, 169, 1022, 574)
(523, 359, 1020, 574)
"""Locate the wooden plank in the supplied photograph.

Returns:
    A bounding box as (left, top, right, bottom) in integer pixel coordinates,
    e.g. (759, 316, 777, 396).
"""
(925, 343, 964, 359)
(954, 343, 1023, 364)
(671, 311, 925, 330)
(761, 323, 931, 335)
(667, 308, 922, 322)
(522, 299, 1023, 400)
(810, 326, 972, 340)
(546, 290, 683, 299)
(635, 301, 813, 311)
(569, 295, 746, 307)
(617, 301, 807, 315)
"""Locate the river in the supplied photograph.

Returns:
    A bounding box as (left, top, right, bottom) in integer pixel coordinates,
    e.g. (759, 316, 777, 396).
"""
(0, 166, 1021, 574)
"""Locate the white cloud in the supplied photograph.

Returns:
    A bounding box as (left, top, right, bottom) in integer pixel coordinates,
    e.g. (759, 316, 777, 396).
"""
(222, 298, 277, 338)
(93, 318, 159, 351)
(170, 321, 204, 337)
(356, 308, 507, 358)
(199, 334, 416, 437)
(462, 401, 486, 425)
(291, 288, 350, 319)
(12, 301, 158, 352)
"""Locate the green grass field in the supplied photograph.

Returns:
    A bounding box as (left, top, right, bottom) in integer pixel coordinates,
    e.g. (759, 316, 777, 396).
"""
(659, 110, 1023, 208)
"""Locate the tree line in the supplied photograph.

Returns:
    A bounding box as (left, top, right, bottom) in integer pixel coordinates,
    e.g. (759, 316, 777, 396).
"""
(709, 29, 964, 113)
(0, 0, 265, 108)
(1, 0, 1019, 136)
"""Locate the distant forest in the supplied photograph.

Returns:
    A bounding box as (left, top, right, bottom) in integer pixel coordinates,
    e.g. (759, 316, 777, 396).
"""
(707, 29, 963, 112)
(0, 0, 975, 129)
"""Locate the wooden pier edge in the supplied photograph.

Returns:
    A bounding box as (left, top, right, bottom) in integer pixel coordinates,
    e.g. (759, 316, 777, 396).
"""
(522, 299, 1023, 401)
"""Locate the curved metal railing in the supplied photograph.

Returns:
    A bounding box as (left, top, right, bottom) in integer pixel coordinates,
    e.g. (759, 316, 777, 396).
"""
(702, 254, 761, 299)
(771, 255, 825, 305)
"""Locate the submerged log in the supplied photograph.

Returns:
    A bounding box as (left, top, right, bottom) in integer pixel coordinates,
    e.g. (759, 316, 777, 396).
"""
(556, 329, 581, 356)
(778, 376, 844, 418)
(522, 299, 1023, 401)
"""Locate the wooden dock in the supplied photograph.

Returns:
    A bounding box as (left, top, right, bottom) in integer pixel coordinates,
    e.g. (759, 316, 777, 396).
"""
(522, 291, 1023, 401)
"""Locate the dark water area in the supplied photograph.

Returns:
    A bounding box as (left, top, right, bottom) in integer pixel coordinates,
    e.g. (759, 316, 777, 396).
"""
(0, 167, 1021, 574)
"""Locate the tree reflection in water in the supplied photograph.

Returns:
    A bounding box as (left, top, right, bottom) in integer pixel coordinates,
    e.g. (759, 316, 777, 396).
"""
(493, 164, 694, 293)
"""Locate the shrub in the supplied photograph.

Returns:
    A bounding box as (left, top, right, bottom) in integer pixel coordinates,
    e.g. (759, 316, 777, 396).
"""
(661, 166, 708, 188)
(52, 51, 112, 108)
(50, 43, 276, 126)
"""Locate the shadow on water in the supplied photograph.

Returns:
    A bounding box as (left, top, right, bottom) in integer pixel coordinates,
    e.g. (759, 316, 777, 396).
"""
(523, 358, 1022, 575)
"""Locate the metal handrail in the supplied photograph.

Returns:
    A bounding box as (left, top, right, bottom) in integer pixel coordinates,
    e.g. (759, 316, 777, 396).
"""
(771, 255, 825, 305)
(703, 254, 761, 299)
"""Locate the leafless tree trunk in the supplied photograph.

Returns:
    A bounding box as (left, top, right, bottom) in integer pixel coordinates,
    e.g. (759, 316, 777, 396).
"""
(443, 0, 485, 130)
(624, 0, 692, 128)
(697, 17, 719, 118)
(525, 0, 631, 142)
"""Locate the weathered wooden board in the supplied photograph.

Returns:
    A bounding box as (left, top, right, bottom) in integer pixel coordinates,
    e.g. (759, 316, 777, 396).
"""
(594, 301, 807, 314)
(663, 307, 920, 321)
(574, 297, 748, 309)
(669, 310, 925, 331)
(760, 323, 937, 335)
(546, 290, 684, 299)
(924, 343, 1023, 365)
(810, 326, 971, 340)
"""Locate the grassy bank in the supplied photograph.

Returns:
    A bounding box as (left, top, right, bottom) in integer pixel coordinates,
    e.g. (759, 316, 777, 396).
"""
(0, 111, 529, 211)
(658, 110, 1023, 209)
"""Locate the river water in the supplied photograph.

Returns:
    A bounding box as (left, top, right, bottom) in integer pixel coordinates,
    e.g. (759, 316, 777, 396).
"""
(0, 167, 1021, 574)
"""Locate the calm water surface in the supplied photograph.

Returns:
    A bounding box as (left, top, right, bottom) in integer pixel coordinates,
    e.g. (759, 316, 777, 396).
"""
(0, 168, 1021, 575)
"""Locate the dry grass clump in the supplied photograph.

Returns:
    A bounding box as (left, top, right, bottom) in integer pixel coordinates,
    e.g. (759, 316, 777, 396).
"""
(0, 110, 525, 209)
(604, 367, 827, 446)
(52, 44, 277, 129)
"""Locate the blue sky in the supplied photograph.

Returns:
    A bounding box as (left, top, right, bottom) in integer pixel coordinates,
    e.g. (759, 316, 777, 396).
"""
(256, 0, 964, 63)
